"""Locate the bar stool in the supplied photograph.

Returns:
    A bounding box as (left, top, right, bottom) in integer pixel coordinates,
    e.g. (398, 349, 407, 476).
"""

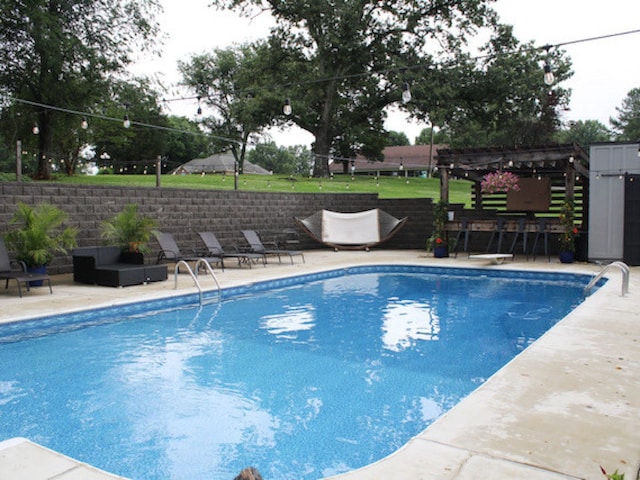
(452, 218, 471, 257)
(530, 218, 551, 261)
(486, 217, 506, 253)
(509, 218, 528, 256)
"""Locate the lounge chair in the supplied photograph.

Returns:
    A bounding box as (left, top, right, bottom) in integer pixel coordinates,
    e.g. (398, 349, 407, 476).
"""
(0, 237, 52, 297)
(154, 231, 224, 270)
(240, 230, 305, 264)
(294, 209, 407, 251)
(197, 232, 266, 268)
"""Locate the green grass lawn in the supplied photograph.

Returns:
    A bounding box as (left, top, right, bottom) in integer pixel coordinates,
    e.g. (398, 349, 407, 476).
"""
(53, 173, 472, 206)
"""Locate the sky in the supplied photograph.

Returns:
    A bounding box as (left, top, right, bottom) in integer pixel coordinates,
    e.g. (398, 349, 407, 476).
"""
(133, 0, 640, 146)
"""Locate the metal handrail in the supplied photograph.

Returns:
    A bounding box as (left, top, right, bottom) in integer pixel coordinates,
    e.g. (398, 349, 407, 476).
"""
(584, 261, 630, 297)
(174, 259, 222, 305)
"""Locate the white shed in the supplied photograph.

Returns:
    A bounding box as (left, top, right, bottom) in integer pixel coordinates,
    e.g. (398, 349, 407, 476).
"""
(588, 142, 640, 264)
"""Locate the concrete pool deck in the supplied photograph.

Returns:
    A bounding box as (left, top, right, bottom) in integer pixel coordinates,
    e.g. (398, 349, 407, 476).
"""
(0, 250, 637, 480)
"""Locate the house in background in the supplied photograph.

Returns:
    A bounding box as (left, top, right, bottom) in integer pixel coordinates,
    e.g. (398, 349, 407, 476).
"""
(329, 144, 448, 178)
(171, 152, 271, 175)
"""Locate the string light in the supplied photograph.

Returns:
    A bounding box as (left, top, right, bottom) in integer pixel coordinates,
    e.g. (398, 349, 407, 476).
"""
(5, 28, 639, 155)
(32, 123, 39, 135)
(543, 63, 554, 86)
(81, 116, 88, 129)
(401, 82, 411, 103)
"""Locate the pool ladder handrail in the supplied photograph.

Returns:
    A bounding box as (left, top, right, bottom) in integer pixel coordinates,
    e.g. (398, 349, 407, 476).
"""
(584, 261, 630, 297)
(174, 259, 221, 305)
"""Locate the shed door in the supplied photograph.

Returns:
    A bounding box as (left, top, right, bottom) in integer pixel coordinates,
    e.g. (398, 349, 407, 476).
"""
(623, 174, 640, 266)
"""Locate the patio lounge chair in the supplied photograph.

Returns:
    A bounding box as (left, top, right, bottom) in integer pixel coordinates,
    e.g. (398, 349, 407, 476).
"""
(240, 230, 305, 264)
(0, 237, 52, 297)
(154, 231, 224, 270)
(294, 209, 407, 251)
(197, 232, 266, 268)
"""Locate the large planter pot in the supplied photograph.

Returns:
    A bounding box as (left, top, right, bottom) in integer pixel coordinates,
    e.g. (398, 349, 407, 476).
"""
(27, 265, 47, 286)
(559, 251, 575, 264)
(120, 251, 144, 265)
(433, 246, 449, 258)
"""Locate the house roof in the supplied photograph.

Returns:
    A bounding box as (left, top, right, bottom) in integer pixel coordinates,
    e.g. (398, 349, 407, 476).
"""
(329, 144, 448, 173)
(171, 152, 271, 175)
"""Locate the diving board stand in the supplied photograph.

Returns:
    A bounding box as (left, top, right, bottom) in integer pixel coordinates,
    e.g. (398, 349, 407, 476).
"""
(469, 254, 513, 265)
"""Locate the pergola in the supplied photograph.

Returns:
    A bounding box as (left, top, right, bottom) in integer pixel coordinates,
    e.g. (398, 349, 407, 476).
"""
(436, 144, 590, 216)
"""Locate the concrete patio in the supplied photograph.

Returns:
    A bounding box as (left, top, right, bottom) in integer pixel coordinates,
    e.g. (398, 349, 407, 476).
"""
(0, 250, 638, 480)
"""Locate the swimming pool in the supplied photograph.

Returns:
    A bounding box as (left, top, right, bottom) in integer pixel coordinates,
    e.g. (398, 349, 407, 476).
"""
(0, 265, 597, 479)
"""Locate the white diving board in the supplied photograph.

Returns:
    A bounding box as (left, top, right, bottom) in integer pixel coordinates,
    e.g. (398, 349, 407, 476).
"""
(469, 254, 513, 265)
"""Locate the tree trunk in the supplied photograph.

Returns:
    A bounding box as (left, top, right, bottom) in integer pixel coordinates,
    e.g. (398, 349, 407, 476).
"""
(311, 81, 337, 177)
(312, 130, 331, 177)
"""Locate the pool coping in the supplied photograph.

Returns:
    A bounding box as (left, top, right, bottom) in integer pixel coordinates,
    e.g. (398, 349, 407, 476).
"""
(0, 250, 638, 480)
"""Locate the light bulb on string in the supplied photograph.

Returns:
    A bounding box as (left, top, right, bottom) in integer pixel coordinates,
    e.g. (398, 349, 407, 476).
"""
(402, 82, 411, 103)
(81, 117, 88, 129)
(543, 63, 555, 85)
(32, 123, 39, 135)
(123, 114, 131, 129)
(542, 45, 555, 85)
(283, 98, 292, 115)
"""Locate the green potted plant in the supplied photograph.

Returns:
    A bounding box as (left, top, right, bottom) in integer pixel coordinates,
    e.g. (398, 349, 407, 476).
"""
(427, 200, 450, 258)
(558, 200, 579, 263)
(100, 204, 158, 263)
(4, 202, 78, 279)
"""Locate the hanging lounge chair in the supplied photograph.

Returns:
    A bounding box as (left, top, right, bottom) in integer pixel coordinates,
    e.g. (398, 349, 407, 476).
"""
(294, 209, 407, 251)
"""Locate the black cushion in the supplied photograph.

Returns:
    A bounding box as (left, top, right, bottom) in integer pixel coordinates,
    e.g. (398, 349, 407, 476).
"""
(72, 246, 167, 287)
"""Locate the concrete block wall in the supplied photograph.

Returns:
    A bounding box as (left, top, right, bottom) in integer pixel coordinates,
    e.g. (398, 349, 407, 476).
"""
(0, 182, 432, 274)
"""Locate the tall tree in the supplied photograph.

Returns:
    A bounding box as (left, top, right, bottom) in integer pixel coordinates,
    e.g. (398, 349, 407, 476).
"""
(408, 25, 573, 148)
(91, 79, 169, 174)
(164, 116, 215, 170)
(385, 131, 410, 147)
(0, 0, 161, 179)
(610, 88, 640, 141)
(247, 142, 311, 175)
(211, 0, 499, 176)
(179, 43, 281, 173)
(555, 120, 611, 147)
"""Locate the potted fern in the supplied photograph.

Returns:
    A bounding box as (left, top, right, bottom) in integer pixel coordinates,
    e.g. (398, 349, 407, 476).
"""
(100, 204, 157, 264)
(4, 203, 78, 281)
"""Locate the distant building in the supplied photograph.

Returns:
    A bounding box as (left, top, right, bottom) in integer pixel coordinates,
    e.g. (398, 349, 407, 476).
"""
(328, 144, 448, 177)
(171, 152, 271, 175)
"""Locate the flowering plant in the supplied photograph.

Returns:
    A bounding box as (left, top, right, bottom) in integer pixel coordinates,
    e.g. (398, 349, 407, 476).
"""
(558, 200, 579, 252)
(481, 171, 520, 194)
(427, 200, 451, 251)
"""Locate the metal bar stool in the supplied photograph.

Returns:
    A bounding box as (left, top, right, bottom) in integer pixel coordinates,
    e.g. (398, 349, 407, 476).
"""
(452, 218, 471, 257)
(486, 217, 506, 253)
(509, 218, 528, 256)
(530, 218, 551, 261)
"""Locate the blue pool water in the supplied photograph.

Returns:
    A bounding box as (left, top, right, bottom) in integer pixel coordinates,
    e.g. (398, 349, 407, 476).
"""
(0, 266, 596, 479)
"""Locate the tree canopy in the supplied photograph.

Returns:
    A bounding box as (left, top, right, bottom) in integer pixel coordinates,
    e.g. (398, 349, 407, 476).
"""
(179, 43, 282, 173)
(610, 88, 640, 141)
(210, 0, 501, 176)
(0, 0, 161, 179)
(407, 25, 572, 148)
(555, 120, 612, 147)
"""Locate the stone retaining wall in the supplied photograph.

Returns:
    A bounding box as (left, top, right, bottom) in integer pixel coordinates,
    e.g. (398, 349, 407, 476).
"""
(0, 182, 432, 274)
